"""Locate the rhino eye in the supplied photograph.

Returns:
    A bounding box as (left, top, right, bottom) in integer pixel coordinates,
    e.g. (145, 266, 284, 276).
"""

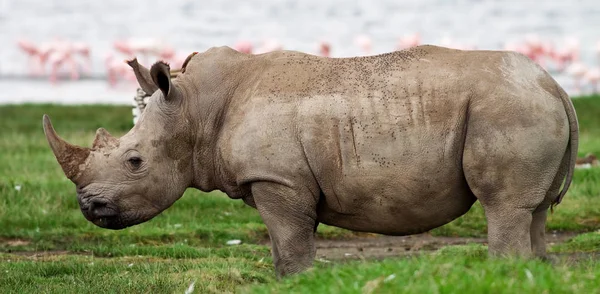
(128, 157, 142, 169)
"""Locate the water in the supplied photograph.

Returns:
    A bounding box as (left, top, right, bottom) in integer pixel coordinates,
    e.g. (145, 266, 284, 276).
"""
(1, 0, 599, 103)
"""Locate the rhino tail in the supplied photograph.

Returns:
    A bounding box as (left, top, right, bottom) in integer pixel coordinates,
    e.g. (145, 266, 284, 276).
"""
(551, 86, 579, 210)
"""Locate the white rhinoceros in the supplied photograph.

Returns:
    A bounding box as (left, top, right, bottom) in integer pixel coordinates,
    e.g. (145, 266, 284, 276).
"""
(43, 45, 578, 277)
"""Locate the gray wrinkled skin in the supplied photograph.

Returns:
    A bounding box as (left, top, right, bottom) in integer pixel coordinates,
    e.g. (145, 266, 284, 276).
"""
(43, 45, 578, 277)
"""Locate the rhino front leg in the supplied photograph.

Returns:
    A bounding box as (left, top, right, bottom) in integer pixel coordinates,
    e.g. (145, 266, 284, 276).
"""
(252, 182, 318, 277)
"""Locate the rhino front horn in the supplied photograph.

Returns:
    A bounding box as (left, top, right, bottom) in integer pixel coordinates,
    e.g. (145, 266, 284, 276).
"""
(42, 114, 91, 181)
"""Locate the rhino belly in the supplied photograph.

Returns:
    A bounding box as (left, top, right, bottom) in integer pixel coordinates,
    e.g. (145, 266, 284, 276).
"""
(316, 175, 476, 235)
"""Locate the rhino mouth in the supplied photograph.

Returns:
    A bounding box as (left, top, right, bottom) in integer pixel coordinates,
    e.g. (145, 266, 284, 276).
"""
(91, 216, 120, 229)
(90, 212, 148, 230)
(85, 210, 131, 230)
(81, 201, 149, 230)
(81, 207, 124, 230)
(78, 194, 126, 230)
(77, 189, 158, 230)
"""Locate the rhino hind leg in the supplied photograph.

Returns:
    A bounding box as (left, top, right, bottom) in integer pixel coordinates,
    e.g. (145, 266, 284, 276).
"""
(530, 207, 549, 257)
(530, 149, 570, 258)
(462, 105, 568, 258)
(464, 154, 563, 257)
(484, 205, 535, 256)
(251, 182, 318, 277)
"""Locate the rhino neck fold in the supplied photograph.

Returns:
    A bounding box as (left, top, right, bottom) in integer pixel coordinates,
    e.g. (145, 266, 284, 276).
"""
(190, 137, 220, 193)
(181, 50, 266, 193)
(181, 70, 241, 193)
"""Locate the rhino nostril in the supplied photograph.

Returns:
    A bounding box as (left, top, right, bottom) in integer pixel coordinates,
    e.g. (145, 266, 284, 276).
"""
(89, 198, 109, 216)
(88, 198, 118, 219)
(89, 198, 107, 211)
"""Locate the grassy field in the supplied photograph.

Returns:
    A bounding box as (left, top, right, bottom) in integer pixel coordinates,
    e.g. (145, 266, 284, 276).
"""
(1, 96, 599, 293)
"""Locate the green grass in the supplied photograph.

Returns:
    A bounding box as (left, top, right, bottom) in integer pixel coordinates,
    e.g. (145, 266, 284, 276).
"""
(0, 95, 599, 293)
(247, 245, 600, 294)
(0, 250, 274, 293)
(551, 231, 600, 253)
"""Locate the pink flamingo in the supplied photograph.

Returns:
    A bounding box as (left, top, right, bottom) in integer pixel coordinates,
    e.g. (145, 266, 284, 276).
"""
(157, 46, 175, 61)
(504, 41, 527, 54)
(396, 33, 421, 50)
(18, 38, 91, 83)
(17, 39, 45, 76)
(439, 37, 476, 51)
(523, 35, 547, 65)
(504, 38, 553, 69)
(159, 49, 188, 69)
(47, 39, 93, 84)
(585, 68, 600, 93)
(550, 37, 580, 72)
(106, 42, 186, 88)
(233, 40, 253, 54)
(566, 62, 587, 94)
(595, 41, 600, 66)
(114, 38, 168, 64)
(354, 35, 372, 56)
(551, 50, 577, 72)
(255, 39, 283, 54)
(47, 47, 79, 83)
(17, 39, 64, 76)
(318, 41, 331, 57)
(105, 53, 136, 87)
(114, 40, 136, 57)
(71, 42, 92, 75)
(550, 49, 575, 72)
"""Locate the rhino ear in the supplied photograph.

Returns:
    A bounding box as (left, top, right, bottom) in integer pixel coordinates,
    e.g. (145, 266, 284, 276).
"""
(127, 58, 158, 95)
(150, 61, 177, 101)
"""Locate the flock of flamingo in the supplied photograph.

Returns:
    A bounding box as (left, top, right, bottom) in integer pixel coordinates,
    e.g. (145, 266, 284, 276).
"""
(16, 34, 600, 94)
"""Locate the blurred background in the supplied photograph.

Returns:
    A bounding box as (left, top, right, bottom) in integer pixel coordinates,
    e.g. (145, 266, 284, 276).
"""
(1, 0, 599, 103)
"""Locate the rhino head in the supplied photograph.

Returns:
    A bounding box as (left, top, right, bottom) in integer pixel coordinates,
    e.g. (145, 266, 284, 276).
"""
(43, 59, 196, 230)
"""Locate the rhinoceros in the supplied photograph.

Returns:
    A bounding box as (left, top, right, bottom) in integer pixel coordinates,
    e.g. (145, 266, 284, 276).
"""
(43, 45, 578, 277)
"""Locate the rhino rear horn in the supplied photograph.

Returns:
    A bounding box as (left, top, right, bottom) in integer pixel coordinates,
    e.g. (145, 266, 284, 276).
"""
(92, 128, 119, 149)
(127, 58, 159, 95)
(42, 115, 91, 181)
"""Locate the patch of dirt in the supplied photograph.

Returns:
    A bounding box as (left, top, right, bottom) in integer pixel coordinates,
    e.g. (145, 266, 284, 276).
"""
(1, 239, 30, 247)
(0, 237, 92, 258)
(0, 231, 584, 261)
(313, 231, 580, 261)
(8, 250, 94, 258)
